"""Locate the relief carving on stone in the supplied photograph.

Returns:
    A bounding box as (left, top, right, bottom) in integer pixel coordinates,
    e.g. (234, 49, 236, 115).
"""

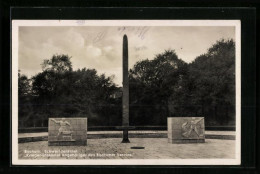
(51, 118, 75, 141)
(181, 118, 204, 138)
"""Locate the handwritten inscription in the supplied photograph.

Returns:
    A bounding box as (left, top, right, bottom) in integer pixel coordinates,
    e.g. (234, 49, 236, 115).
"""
(134, 46, 147, 51)
(118, 26, 150, 40)
(134, 46, 147, 60)
(92, 30, 107, 44)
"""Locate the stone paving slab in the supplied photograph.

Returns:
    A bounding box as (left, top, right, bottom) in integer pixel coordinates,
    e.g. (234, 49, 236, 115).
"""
(18, 138, 235, 159)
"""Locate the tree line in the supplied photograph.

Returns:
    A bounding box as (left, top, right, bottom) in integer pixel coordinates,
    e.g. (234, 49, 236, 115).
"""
(18, 39, 235, 128)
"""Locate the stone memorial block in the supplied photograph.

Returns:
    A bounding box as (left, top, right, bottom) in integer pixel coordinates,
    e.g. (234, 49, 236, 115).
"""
(48, 118, 87, 146)
(168, 117, 205, 143)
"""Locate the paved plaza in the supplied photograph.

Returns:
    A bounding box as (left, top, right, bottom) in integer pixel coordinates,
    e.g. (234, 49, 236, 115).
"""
(19, 138, 235, 159)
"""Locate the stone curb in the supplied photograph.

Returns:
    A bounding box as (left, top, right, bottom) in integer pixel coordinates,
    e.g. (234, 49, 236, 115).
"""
(18, 133, 235, 143)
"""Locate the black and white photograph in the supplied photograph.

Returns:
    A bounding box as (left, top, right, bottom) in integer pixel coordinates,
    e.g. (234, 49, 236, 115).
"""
(12, 20, 241, 165)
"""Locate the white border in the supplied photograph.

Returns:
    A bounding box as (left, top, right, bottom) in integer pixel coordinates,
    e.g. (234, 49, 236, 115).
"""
(12, 20, 241, 165)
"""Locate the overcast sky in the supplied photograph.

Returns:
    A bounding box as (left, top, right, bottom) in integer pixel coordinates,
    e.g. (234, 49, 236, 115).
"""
(18, 26, 235, 86)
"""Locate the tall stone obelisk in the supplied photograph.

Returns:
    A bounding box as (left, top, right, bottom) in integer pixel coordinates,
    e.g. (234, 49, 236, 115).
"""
(122, 34, 130, 143)
(116, 34, 134, 143)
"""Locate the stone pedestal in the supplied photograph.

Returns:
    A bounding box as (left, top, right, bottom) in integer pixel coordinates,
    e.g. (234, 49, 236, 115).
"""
(168, 117, 205, 144)
(48, 118, 87, 146)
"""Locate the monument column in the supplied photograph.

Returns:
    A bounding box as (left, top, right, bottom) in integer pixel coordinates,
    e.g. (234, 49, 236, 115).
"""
(122, 34, 130, 143)
(116, 34, 134, 143)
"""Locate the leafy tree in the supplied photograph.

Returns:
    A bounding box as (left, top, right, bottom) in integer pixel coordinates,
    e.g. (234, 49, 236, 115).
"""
(129, 39, 235, 126)
(129, 50, 188, 125)
(30, 55, 121, 127)
(19, 39, 235, 128)
(18, 70, 33, 127)
(41, 54, 72, 73)
(188, 39, 235, 125)
(18, 70, 31, 97)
